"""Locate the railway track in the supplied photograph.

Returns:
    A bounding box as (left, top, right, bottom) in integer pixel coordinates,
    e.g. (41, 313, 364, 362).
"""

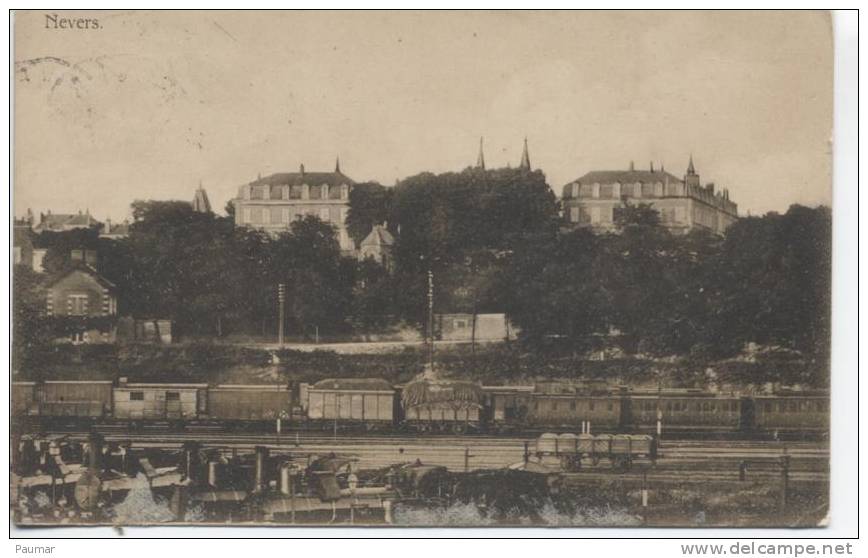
(30, 430, 829, 481)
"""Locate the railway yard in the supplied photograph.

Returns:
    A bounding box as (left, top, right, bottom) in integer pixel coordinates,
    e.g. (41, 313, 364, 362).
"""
(11, 427, 829, 527)
(10, 372, 831, 527)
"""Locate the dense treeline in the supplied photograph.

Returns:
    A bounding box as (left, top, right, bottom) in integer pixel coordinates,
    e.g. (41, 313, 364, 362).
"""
(13, 166, 831, 384)
(500, 204, 831, 372)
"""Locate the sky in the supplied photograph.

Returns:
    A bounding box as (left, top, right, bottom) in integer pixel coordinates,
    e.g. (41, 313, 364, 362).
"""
(13, 10, 833, 222)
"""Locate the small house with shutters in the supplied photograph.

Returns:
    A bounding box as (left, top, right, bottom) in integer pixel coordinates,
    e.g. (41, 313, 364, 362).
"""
(45, 264, 118, 344)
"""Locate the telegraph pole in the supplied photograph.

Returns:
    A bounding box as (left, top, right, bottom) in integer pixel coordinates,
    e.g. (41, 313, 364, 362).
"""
(427, 269, 434, 371)
(278, 283, 286, 347)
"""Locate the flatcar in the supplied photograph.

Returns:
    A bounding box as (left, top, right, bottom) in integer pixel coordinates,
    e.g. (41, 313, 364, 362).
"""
(534, 432, 656, 469)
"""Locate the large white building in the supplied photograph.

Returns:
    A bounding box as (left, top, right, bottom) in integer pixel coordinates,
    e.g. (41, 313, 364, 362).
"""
(232, 160, 356, 252)
(560, 157, 738, 234)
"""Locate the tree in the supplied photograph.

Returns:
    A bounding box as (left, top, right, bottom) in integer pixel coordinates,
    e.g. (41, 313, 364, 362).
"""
(709, 205, 831, 366)
(346, 182, 393, 247)
(12, 265, 51, 373)
(270, 216, 354, 338)
(37, 227, 101, 276)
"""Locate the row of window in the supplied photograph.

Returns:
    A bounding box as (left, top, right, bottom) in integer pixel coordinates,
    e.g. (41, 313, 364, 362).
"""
(760, 400, 828, 413)
(641, 400, 741, 414)
(569, 182, 684, 200)
(248, 183, 349, 201)
(533, 400, 616, 412)
(128, 391, 180, 401)
(241, 206, 348, 226)
(569, 204, 689, 226)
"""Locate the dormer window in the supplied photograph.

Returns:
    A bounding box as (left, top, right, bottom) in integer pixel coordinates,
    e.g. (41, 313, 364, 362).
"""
(341, 184, 349, 199)
(321, 184, 329, 200)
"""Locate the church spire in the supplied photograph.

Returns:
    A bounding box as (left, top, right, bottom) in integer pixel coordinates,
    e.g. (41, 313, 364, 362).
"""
(476, 137, 485, 170)
(687, 153, 696, 175)
(335, 156, 341, 173)
(519, 137, 531, 170)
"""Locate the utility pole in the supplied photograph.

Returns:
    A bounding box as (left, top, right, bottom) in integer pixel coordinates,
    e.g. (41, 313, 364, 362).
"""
(278, 283, 286, 347)
(427, 269, 435, 371)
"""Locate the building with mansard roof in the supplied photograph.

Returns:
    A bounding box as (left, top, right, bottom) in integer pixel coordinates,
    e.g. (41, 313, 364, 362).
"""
(232, 159, 356, 252)
(560, 157, 738, 234)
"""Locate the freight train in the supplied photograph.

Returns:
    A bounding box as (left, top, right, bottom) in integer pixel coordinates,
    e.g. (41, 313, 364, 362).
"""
(10, 377, 829, 437)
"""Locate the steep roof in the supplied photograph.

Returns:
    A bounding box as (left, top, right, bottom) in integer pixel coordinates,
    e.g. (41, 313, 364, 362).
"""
(249, 170, 355, 188)
(570, 170, 683, 185)
(360, 225, 395, 248)
(46, 264, 116, 291)
(34, 212, 100, 232)
(192, 188, 212, 213)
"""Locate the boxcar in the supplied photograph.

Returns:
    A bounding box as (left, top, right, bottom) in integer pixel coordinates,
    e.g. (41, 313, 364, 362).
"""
(113, 382, 207, 421)
(208, 384, 292, 422)
(752, 394, 829, 434)
(304, 378, 396, 427)
(11, 381, 37, 416)
(38, 380, 113, 419)
(628, 391, 743, 433)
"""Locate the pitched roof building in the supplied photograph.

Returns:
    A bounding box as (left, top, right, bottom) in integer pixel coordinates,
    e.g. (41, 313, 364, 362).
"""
(233, 160, 356, 252)
(359, 224, 395, 270)
(32, 210, 101, 233)
(561, 157, 738, 234)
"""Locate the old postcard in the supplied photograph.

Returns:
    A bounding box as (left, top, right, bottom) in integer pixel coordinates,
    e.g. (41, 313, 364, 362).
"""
(11, 10, 834, 529)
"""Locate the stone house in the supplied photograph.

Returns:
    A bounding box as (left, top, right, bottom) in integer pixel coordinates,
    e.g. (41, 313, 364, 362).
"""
(45, 264, 118, 344)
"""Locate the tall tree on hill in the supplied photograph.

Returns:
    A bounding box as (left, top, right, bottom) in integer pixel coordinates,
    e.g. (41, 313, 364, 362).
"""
(270, 216, 354, 338)
(12, 264, 52, 373)
(709, 205, 831, 365)
(346, 182, 394, 247)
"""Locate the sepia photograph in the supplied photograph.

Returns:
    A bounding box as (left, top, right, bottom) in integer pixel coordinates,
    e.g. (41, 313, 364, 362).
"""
(8, 8, 853, 537)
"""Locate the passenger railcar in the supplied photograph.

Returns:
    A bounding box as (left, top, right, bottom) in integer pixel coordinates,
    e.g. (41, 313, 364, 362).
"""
(751, 393, 829, 435)
(524, 383, 622, 430)
(627, 390, 745, 434)
(488, 383, 622, 432)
